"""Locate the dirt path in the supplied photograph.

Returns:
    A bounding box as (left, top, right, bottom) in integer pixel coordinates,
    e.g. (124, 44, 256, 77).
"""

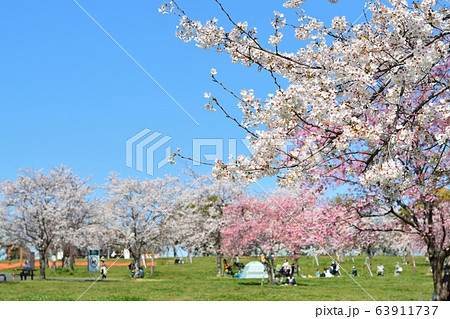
(0, 261, 155, 270)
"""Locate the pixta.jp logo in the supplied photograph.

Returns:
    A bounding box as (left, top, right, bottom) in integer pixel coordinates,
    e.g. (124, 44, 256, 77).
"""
(126, 128, 293, 175)
(126, 128, 172, 176)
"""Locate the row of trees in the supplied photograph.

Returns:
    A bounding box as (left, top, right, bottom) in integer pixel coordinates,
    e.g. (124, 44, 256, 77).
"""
(161, 0, 450, 300)
(0, 166, 440, 282)
(0, 166, 244, 279)
(0, 0, 448, 300)
(221, 188, 434, 283)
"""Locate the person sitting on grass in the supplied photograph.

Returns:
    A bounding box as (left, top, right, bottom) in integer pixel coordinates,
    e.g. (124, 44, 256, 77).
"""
(223, 258, 234, 276)
(129, 262, 136, 278)
(285, 274, 297, 286)
(324, 267, 334, 277)
(330, 261, 337, 275)
(320, 268, 326, 277)
(282, 259, 291, 276)
(138, 266, 145, 278)
(274, 274, 283, 285)
(335, 263, 341, 277)
(351, 265, 358, 277)
(377, 264, 385, 276)
(394, 262, 403, 276)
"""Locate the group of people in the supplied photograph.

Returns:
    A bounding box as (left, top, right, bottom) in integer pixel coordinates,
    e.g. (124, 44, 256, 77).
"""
(280, 259, 294, 276)
(315, 261, 341, 278)
(313, 261, 405, 278)
(128, 262, 144, 278)
(223, 258, 245, 276)
(228, 254, 417, 285)
(273, 259, 297, 286)
(376, 262, 403, 276)
(274, 273, 297, 286)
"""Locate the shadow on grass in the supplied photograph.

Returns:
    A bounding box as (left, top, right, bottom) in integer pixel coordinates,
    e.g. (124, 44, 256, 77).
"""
(237, 281, 308, 287)
(237, 281, 262, 286)
(46, 278, 120, 283)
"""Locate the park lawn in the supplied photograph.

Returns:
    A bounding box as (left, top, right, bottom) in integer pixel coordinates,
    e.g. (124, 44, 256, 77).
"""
(0, 255, 434, 301)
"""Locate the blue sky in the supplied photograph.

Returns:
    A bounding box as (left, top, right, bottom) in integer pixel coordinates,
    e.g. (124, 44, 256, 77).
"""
(0, 0, 368, 191)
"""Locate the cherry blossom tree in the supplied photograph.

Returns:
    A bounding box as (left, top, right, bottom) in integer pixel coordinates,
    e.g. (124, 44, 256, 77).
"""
(163, 0, 449, 299)
(221, 188, 352, 283)
(0, 166, 93, 279)
(102, 173, 180, 276)
(221, 195, 306, 283)
(166, 174, 245, 276)
(55, 198, 106, 271)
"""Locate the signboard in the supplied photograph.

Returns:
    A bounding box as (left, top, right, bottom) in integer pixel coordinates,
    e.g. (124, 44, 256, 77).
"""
(88, 250, 99, 272)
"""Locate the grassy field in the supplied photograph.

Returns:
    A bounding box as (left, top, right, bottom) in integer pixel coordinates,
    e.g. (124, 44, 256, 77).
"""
(0, 255, 434, 301)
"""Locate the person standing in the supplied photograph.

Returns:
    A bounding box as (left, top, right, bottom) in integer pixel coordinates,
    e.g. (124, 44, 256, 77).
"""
(260, 254, 267, 266)
(100, 257, 107, 280)
(270, 253, 275, 266)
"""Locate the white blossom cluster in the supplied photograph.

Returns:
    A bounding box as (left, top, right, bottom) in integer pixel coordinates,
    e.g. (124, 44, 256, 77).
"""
(163, 1, 449, 284)
(164, 0, 449, 194)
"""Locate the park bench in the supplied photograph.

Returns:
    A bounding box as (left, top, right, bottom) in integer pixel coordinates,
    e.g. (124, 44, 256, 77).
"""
(16, 269, 34, 280)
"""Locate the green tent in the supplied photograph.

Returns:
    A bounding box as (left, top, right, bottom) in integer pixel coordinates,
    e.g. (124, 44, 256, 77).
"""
(240, 261, 268, 279)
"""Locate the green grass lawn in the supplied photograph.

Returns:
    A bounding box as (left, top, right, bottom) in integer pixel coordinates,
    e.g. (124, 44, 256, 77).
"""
(0, 255, 434, 301)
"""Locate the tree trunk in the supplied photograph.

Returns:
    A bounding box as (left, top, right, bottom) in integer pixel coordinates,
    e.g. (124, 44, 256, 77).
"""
(365, 246, 373, 276)
(69, 254, 75, 272)
(312, 250, 319, 266)
(173, 245, 177, 258)
(428, 248, 448, 301)
(61, 255, 67, 270)
(188, 250, 193, 264)
(411, 250, 416, 276)
(265, 257, 273, 285)
(39, 249, 46, 279)
(293, 257, 299, 275)
(133, 256, 140, 278)
(216, 254, 222, 277)
(62, 245, 70, 270)
(150, 254, 154, 277)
